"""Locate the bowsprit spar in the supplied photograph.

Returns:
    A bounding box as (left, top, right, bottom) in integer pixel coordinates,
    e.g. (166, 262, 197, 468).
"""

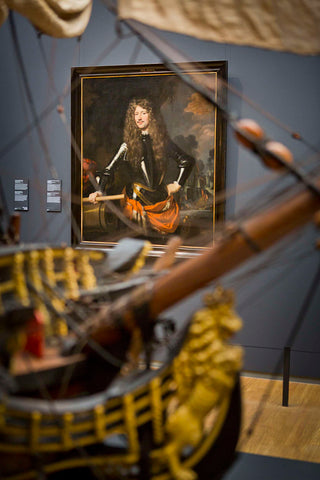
(1, 2, 320, 480)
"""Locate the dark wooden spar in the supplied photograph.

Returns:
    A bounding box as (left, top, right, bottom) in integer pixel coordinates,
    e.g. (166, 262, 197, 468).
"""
(89, 175, 320, 346)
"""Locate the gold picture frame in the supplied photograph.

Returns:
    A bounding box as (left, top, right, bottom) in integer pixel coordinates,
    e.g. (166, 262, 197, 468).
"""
(71, 61, 227, 254)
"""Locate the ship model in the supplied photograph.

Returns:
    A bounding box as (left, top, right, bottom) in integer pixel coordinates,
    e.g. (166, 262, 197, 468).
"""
(1, 130, 320, 479)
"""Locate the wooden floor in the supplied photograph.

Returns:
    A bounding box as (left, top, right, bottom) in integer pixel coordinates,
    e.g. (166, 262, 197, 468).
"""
(237, 375, 320, 463)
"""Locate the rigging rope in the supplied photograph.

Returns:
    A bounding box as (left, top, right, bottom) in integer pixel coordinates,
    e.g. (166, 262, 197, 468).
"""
(9, 11, 58, 180)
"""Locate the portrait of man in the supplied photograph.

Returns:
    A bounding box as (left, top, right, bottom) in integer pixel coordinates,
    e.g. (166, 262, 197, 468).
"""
(75, 62, 227, 249)
(88, 97, 195, 235)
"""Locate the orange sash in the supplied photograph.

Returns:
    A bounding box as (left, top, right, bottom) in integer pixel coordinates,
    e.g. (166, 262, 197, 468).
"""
(122, 194, 180, 234)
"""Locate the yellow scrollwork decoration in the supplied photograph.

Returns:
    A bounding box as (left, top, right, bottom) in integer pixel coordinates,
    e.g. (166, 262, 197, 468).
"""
(162, 286, 243, 480)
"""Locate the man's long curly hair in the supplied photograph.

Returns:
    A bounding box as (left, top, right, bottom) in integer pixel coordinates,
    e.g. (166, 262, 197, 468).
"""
(123, 98, 167, 171)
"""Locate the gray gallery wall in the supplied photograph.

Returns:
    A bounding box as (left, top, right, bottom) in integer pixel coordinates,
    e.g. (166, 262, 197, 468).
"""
(0, 1, 319, 379)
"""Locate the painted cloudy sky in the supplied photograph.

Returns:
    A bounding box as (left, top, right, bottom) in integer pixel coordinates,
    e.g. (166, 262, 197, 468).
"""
(161, 78, 216, 164)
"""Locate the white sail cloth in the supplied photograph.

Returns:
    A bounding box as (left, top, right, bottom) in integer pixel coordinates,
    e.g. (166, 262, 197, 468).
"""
(0, 0, 92, 37)
(119, 0, 320, 55)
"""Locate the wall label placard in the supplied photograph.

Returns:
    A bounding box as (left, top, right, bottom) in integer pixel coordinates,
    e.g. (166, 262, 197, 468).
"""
(14, 178, 29, 211)
(47, 179, 62, 212)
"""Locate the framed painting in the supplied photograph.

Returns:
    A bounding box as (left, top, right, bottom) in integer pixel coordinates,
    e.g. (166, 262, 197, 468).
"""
(71, 61, 227, 254)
